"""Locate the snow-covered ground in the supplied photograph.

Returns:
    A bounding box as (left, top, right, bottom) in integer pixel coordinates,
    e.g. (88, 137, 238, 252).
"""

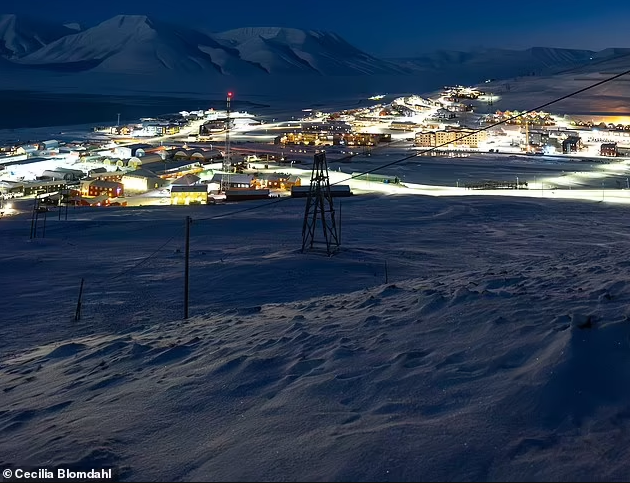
(3, 189, 630, 481)
(479, 72, 630, 115)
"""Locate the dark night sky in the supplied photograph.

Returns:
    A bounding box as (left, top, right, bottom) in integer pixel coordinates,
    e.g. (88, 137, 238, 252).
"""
(5, 0, 630, 57)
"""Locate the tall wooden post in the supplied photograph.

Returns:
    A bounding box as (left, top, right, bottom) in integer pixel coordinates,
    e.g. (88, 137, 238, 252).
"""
(338, 200, 342, 245)
(42, 208, 47, 238)
(184, 216, 191, 319)
(75, 278, 84, 321)
(29, 198, 37, 239)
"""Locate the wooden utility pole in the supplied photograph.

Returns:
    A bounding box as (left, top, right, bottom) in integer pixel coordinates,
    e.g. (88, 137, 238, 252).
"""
(42, 208, 47, 238)
(75, 278, 84, 321)
(184, 216, 191, 319)
(338, 200, 342, 245)
(29, 198, 37, 239)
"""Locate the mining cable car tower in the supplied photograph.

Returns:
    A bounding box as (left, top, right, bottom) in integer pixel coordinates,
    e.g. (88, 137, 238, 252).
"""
(301, 151, 340, 256)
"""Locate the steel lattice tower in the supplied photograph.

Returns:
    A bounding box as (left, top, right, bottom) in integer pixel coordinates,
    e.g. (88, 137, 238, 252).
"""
(221, 91, 232, 193)
(301, 151, 340, 256)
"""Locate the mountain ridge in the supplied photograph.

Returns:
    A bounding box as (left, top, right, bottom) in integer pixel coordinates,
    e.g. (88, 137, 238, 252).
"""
(2, 14, 406, 76)
(1, 13, 630, 98)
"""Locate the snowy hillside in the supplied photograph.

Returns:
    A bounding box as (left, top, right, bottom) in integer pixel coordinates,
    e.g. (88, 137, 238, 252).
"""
(8, 15, 405, 76)
(393, 46, 630, 84)
(3, 193, 630, 480)
(15, 16, 262, 75)
(212, 27, 407, 75)
(477, 49, 630, 114)
(0, 14, 73, 58)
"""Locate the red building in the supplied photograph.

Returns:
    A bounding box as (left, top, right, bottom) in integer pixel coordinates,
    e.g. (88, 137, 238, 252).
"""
(600, 143, 618, 157)
(87, 180, 124, 198)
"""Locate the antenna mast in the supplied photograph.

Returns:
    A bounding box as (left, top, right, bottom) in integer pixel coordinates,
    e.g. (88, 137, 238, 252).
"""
(222, 91, 233, 193)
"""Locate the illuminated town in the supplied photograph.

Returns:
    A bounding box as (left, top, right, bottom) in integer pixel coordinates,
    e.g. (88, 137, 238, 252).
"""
(3, 85, 630, 215)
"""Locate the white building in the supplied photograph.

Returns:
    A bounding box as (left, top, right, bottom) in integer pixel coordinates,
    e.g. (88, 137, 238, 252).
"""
(41, 140, 59, 150)
(113, 144, 152, 159)
(16, 145, 38, 156)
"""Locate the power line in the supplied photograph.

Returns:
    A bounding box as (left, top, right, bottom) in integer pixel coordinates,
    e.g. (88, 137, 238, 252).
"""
(195, 65, 630, 222)
(547, 50, 630, 78)
(330, 66, 630, 186)
(108, 234, 180, 282)
(192, 135, 409, 223)
(194, 195, 291, 222)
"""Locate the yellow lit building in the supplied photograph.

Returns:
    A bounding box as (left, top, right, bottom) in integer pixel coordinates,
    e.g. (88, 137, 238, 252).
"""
(414, 132, 436, 147)
(339, 133, 380, 146)
(435, 128, 487, 148)
(170, 185, 208, 205)
(279, 132, 335, 145)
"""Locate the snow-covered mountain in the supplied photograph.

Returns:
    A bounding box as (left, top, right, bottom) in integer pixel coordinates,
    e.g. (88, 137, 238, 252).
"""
(211, 27, 406, 75)
(393, 46, 630, 83)
(62, 22, 82, 32)
(1, 13, 630, 100)
(5, 15, 405, 76)
(0, 14, 74, 58)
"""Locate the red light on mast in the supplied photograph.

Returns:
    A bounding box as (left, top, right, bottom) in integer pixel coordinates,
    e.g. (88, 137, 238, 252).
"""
(227, 91, 233, 98)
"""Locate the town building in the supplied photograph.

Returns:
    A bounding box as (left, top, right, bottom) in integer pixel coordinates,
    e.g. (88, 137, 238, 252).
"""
(302, 121, 352, 133)
(110, 125, 133, 136)
(429, 108, 456, 121)
(139, 124, 180, 137)
(16, 145, 39, 156)
(37, 140, 59, 151)
(171, 174, 201, 186)
(155, 160, 204, 178)
(277, 132, 336, 146)
(562, 136, 582, 154)
(40, 168, 85, 181)
(170, 185, 208, 205)
(82, 180, 124, 198)
(171, 149, 223, 162)
(600, 143, 618, 157)
(336, 133, 382, 146)
(390, 121, 422, 131)
(210, 173, 254, 189)
(113, 143, 153, 159)
(434, 128, 488, 148)
(88, 168, 124, 182)
(21, 180, 68, 196)
(253, 173, 302, 190)
(414, 132, 436, 147)
(526, 130, 550, 147)
(199, 120, 229, 136)
(121, 169, 168, 192)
